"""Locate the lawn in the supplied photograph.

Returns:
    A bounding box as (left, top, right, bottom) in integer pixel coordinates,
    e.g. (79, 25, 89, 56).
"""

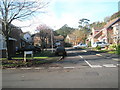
(1, 50, 60, 68)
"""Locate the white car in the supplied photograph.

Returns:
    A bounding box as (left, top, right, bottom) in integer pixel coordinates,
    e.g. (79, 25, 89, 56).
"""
(73, 43, 87, 49)
(92, 42, 109, 48)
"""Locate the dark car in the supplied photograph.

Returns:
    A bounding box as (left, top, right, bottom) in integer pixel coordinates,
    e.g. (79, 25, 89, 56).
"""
(55, 47, 67, 56)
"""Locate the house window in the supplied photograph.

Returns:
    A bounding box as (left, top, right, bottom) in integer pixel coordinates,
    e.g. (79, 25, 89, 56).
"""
(103, 39, 105, 42)
(22, 42, 25, 47)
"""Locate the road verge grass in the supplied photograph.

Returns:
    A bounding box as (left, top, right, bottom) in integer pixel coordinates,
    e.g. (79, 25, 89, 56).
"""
(1, 50, 60, 69)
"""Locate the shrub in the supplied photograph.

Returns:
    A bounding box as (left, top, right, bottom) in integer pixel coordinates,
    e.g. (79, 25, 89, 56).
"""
(96, 46, 101, 50)
(116, 44, 120, 55)
(87, 42, 91, 47)
(109, 44, 117, 50)
(64, 43, 72, 47)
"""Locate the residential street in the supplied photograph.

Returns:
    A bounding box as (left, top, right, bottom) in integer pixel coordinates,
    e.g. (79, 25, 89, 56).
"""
(2, 47, 119, 88)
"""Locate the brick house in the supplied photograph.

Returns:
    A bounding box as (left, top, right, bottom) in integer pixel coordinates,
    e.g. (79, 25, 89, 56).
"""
(87, 17, 120, 47)
(0, 23, 33, 57)
(32, 33, 52, 48)
(9, 25, 23, 49)
(32, 33, 41, 46)
(0, 24, 22, 57)
(105, 18, 120, 44)
(66, 34, 78, 45)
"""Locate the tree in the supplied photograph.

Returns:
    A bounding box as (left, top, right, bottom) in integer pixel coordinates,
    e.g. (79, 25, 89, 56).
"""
(90, 21, 106, 29)
(78, 18, 90, 43)
(55, 24, 75, 38)
(78, 18, 90, 30)
(0, 0, 48, 59)
(36, 24, 52, 50)
(72, 30, 85, 43)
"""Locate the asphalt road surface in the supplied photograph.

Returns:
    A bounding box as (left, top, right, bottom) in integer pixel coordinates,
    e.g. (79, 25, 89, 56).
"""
(2, 47, 119, 88)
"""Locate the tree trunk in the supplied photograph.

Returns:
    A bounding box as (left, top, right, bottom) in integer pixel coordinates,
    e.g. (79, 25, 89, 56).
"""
(2, 22, 12, 60)
(45, 37, 47, 50)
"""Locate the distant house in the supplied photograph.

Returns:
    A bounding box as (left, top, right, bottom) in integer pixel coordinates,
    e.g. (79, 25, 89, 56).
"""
(66, 34, 77, 45)
(22, 32, 32, 44)
(87, 27, 104, 47)
(32, 33, 41, 46)
(88, 17, 120, 47)
(54, 35, 64, 46)
(32, 33, 52, 47)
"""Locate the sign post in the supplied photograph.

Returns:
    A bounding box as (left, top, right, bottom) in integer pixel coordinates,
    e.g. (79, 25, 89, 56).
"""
(24, 51, 33, 62)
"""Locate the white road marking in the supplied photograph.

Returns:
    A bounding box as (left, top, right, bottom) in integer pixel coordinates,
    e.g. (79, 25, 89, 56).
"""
(96, 54, 102, 56)
(79, 55, 83, 58)
(20, 68, 32, 70)
(103, 64, 117, 67)
(63, 67, 75, 69)
(117, 64, 120, 66)
(79, 55, 93, 68)
(34, 67, 45, 70)
(82, 50, 87, 52)
(91, 65, 102, 68)
(112, 58, 120, 61)
(49, 67, 61, 69)
(78, 55, 117, 68)
(84, 60, 93, 68)
(67, 56, 78, 58)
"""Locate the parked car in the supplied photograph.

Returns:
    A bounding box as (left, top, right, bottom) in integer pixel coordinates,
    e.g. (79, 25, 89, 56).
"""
(55, 46, 67, 56)
(73, 43, 88, 49)
(92, 42, 109, 48)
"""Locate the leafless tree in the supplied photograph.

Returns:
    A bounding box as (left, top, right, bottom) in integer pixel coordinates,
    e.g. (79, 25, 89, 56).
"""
(36, 24, 52, 50)
(0, 0, 49, 59)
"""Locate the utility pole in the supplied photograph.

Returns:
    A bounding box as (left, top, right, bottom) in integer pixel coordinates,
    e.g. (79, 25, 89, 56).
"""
(51, 29, 54, 52)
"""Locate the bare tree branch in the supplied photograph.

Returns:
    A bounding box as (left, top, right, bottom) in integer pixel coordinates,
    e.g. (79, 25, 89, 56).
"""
(0, 0, 49, 59)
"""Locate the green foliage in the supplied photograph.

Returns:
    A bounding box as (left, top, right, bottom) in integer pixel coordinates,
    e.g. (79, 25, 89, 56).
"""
(110, 11, 120, 21)
(108, 51, 116, 54)
(2, 56, 60, 68)
(33, 51, 54, 57)
(116, 44, 120, 55)
(87, 41, 91, 47)
(109, 44, 117, 50)
(90, 21, 106, 28)
(64, 43, 72, 47)
(55, 24, 75, 38)
(90, 11, 120, 29)
(96, 46, 101, 50)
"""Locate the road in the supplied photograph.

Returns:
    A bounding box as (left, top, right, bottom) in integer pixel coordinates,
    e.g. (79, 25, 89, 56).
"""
(2, 47, 119, 88)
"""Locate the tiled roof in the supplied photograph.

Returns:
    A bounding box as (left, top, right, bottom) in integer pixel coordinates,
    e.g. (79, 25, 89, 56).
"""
(54, 35, 64, 39)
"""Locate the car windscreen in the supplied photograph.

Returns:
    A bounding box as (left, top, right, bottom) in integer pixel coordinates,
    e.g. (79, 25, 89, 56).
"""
(96, 42, 102, 44)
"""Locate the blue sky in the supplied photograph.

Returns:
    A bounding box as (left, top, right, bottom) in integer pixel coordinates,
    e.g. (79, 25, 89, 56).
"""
(12, 0, 120, 33)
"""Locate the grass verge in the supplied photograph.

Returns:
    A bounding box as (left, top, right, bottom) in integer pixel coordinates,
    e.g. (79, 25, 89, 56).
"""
(1, 50, 61, 69)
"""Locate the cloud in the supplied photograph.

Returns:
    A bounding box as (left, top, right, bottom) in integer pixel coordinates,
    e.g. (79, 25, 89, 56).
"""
(12, 0, 119, 33)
